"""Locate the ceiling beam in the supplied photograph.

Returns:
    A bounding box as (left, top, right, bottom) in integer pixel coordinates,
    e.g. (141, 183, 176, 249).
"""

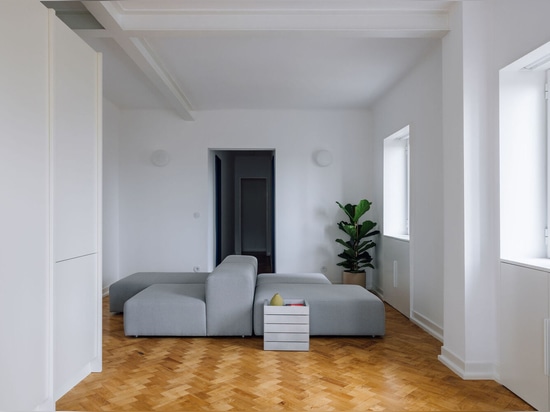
(83, 1, 195, 120)
(109, 0, 450, 38)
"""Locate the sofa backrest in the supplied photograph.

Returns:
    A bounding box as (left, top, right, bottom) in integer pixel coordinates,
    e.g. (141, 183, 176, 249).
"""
(205, 255, 258, 336)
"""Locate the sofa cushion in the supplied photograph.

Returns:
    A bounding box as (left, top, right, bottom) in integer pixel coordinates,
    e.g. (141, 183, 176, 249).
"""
(256, 272, 331, 285)
(254, 283, 385, 336)
(109, 271, 209, 313)
(124, 284, 206, 336)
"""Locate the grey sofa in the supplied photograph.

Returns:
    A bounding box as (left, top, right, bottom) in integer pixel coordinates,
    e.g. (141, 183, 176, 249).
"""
(109, 255, 385, 338)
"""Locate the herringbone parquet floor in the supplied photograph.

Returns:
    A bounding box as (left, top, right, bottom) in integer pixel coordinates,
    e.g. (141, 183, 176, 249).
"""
(57, 297, 534, 411)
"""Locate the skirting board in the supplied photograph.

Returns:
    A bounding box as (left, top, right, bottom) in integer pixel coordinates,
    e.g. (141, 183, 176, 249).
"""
(411, 310, 443, 342)
(54, 362, 92, 401)
(438, 346, 496, 380)
(54, 355, 102, 401)
(34, 397, 55, 412)
(102, 286, 109, 297)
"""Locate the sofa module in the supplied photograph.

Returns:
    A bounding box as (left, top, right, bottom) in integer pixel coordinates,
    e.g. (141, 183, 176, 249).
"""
(254, 283, 385, 337)
(124, 284, 207, 336)
(120, 255, 258, 337)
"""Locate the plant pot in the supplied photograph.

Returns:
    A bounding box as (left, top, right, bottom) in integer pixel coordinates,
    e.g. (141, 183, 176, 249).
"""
(342, 270, 373, 290)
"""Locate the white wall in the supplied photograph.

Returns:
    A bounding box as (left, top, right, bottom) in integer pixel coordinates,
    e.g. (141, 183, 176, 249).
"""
(111, 109, 372, 283)
(371, 44, 444, 338)
(103, 99, 121, 290)
(0, 2, 51, 410)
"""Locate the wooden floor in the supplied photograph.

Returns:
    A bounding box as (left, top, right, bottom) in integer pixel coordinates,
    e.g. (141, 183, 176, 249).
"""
(57, 297, 534, 411)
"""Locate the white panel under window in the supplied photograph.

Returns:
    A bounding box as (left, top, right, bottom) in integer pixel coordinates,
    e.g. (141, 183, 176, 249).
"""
(384, 126, 410, 239)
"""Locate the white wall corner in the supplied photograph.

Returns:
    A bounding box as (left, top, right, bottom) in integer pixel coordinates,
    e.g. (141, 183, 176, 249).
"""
(439, 346, 496, 380)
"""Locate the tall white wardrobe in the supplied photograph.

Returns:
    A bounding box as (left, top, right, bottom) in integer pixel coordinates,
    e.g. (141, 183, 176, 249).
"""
(0, 1, 102, 410)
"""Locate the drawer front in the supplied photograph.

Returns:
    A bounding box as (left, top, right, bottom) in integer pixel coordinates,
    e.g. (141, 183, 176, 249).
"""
(264, 341, 310, 351)
(264, 314, 309, 324)
(264, 332, 309, 342)
(264, 323, 309, 333)
(264, 305, 309, 316)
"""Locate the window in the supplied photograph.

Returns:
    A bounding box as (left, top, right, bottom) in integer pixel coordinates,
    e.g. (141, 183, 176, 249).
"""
(500, 42, 550, 261)
(384, 125, 410, 239)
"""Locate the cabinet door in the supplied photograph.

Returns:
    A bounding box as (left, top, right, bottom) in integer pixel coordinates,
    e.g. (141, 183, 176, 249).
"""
(381, 236, 410, 316)
(500, 263, 549, 411)
(51, 15, 100, 263)
(53, 255, 98, 399)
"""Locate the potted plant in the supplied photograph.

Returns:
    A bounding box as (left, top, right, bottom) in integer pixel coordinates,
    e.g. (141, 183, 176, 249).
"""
(335, 199, 380, 289)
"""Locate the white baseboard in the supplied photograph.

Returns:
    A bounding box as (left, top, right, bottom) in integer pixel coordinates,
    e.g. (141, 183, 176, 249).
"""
(54, 363, 92, 401)
(411, 310, 443, 342)
(439, 346, 496, 380)
(91, 354, 102, 373)
(34, 396, 55, 411)
(102, 286, 109, 297)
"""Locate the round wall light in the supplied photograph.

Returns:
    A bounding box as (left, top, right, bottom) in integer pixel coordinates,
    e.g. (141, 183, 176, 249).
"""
(313, 149, 333, 167)
(151, 149, 170, 167)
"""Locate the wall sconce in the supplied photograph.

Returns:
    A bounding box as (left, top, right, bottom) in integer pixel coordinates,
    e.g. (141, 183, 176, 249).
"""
(313, 149, 333, 167)
(151, 149, 170, 167)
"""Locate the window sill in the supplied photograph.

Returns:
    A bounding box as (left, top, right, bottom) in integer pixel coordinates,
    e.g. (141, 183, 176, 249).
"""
(501, 257, 550, 273)
(384, 234, 410, 242)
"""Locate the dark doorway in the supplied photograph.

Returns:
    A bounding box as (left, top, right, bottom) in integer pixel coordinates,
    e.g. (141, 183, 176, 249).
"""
(241, 178, 267, 253)
(215, 155, 222, 265)
(212, 150, 275, 272)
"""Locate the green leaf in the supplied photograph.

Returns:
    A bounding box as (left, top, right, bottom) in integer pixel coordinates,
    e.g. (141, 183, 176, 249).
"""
(336, 201, 354, 222)
(358, 220, 377, 238)
(353, 199, 371, 222)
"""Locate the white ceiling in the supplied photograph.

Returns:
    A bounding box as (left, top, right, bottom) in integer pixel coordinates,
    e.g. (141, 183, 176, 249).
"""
(62, 0, 453, 120)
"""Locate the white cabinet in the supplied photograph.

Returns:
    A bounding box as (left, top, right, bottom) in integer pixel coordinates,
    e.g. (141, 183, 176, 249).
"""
(49, 13, 102, 401)
(500, 262, 550, 411)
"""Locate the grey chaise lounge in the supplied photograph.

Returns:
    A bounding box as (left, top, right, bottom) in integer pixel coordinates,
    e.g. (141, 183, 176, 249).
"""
(253, 272, 385, 336)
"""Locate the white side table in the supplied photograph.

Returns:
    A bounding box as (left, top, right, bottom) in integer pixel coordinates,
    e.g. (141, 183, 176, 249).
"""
(263, 299, 309, 351)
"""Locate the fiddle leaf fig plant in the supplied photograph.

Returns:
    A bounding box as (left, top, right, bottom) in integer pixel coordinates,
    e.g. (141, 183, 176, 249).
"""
(335, 199, 380, 272)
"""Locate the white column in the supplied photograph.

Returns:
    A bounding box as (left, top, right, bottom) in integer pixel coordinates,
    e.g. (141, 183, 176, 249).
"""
(440, 1, 497, 379)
